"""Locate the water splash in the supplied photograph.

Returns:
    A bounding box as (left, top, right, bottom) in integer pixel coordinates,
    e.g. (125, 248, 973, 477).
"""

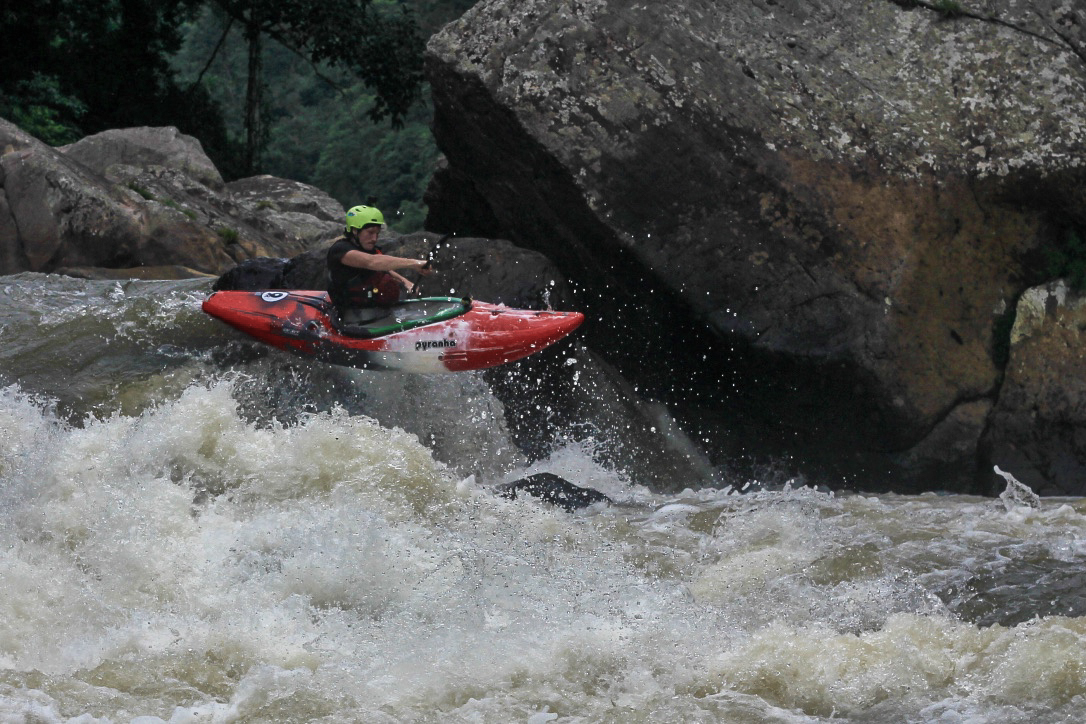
(3, 278, 1086, 721)
(995, 465, 1042, 512)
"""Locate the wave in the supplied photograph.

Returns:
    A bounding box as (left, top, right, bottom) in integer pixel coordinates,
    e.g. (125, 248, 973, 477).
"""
(3, 276, 1086, 721)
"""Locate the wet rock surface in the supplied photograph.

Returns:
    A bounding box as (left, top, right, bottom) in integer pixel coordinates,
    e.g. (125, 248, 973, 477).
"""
(424, 0, 1086, 493)
(0, 120, 340, 276)
(495, 472, 612, 511)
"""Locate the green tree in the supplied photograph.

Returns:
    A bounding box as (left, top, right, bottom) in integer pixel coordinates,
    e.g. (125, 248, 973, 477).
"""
(173, 0, 478, 231)
(305, 88, 440, 230)
(0, 0, 475, 231)
(0, 0, 233, 154)
(192, 0, 425, 174)
(0, 74, 87, 145)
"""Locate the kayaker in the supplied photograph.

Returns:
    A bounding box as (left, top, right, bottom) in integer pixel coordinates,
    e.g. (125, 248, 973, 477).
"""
(327, 205, 433, 323)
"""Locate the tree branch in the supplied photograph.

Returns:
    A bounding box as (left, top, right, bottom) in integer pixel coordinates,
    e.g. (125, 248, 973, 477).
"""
(256, 25, 349, 92)
(188, 15, 234, 92)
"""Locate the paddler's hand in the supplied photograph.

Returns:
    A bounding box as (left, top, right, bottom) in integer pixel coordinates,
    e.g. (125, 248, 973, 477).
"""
(418, 258, 435, 276)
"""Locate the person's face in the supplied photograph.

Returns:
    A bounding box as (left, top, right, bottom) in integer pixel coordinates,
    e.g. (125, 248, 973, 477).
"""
(355, 225, 380, 250)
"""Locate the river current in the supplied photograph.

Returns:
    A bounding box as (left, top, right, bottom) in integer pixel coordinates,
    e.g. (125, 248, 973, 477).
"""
(1, 273, 1085, 722)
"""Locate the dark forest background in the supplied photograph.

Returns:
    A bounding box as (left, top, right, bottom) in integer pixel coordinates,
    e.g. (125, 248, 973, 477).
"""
(0, 0, 476, 231)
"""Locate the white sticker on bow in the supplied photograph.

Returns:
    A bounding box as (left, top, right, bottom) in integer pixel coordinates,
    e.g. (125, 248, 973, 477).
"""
(260, 291, 289, 302)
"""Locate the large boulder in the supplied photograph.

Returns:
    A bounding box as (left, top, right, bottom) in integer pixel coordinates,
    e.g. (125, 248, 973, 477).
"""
(424, 0, 1086, 490)
(1, 119, 149, 273)
(982, 281, 1086, 496)
(60, 125, 224, 190)
(0, 121, 341, 276)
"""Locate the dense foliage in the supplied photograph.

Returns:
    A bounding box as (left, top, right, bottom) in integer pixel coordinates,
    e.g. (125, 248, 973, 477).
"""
(172, 1, 474, 230)
(0, 0, 218, 145)
(1, 0, 475, 231)
(186, 0, 426, 175)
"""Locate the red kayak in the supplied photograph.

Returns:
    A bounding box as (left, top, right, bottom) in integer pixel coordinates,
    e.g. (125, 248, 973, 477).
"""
(202, 291, 584, 373)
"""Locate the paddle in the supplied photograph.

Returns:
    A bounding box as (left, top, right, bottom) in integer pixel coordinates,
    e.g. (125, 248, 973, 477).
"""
(411, 233, 451, 297)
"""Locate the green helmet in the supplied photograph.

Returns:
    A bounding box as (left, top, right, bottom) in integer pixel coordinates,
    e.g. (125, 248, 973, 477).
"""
(345, 205, 385, 231)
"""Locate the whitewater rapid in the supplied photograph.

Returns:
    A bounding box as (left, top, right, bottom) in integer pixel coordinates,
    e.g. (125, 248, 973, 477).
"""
(1, 274, 1085, 722)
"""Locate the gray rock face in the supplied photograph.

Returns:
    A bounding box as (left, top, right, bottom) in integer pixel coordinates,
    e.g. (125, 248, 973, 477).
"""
(983, 281, 1086, 496)
(0, 120, 341, 276)
(386, 233, 572, 309)
(1, 119, 148, 272)
(424, 0, 1086, 491)
(60, 126, 224, 190)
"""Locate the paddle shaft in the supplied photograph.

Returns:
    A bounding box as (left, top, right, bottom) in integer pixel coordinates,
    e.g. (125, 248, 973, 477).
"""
(412, 233, 451, 296)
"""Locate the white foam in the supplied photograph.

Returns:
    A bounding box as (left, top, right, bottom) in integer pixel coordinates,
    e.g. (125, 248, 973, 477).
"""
(2, 383, 1086, 721)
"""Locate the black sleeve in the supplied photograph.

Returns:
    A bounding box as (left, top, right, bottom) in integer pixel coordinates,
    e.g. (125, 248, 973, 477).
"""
(327, 238, 353, 267)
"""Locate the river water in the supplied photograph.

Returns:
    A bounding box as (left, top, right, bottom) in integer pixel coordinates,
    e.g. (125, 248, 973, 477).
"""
(1, 273, 1084, 722)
